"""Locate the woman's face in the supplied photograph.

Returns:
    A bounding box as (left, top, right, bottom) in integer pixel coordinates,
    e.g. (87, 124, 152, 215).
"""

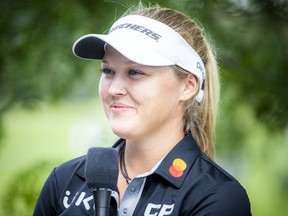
(99, 46, 192, 141)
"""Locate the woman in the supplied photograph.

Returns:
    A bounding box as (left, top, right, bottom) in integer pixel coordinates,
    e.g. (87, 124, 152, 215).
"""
(34, 5, 251, 216)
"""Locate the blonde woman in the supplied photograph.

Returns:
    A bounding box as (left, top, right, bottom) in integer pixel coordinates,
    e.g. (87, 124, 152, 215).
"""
(34, 5, 251, 216)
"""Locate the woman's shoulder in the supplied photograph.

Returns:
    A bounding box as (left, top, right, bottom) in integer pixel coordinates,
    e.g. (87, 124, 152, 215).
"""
(212, 180, 251, 215)
(187, 152, 251, 215)
(53, 155, 87, 179)
(57, 155, 87, 168)
(197, 152, 239, 182)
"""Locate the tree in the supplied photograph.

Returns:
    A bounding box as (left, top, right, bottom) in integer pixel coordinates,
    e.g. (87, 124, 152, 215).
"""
(192, 0, 288, 130)
(0, 0, 287, 143)
(0, 0, 132, 141)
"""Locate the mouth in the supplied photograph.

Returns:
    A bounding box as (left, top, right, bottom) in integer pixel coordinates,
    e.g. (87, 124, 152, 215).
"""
(110, 102, 134, 113)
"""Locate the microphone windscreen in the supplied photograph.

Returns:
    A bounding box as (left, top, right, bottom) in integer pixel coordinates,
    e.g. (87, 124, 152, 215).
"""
(85, 147, 119, 192)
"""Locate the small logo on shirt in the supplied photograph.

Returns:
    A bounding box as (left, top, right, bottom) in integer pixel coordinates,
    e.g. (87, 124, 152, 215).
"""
(144, 203, 175, 216)
(63, 190, 94, 210)
(168, 158, 187, 178)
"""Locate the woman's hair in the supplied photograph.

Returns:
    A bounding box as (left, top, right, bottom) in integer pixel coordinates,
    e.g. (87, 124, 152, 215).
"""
(124, 5, 220, 160)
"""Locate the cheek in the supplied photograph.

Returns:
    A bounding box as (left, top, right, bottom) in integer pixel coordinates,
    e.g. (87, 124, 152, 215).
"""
(98, 78, 109, 100)
(98, 79, 111, 116)
(155, 82, 184, 112)
(140, 83, 180, 112)
(98, 81, 111, 118)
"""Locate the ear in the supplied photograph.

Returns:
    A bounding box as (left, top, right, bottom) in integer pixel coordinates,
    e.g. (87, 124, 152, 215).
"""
(179, 74, 199, 102)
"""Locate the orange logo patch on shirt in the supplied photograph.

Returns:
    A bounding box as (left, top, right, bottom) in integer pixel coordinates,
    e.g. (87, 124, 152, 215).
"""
(169, 158, 187, 178)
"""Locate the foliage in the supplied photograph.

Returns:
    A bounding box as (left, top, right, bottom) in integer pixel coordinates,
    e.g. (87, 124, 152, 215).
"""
(179, 0, 288, 130)
(1, 160, 60, 216)
(0, 0, 287, 141)
(0, 0, 167, 143)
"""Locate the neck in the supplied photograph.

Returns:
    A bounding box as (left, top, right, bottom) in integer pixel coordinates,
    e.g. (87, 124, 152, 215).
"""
(123, 129, 185, 178)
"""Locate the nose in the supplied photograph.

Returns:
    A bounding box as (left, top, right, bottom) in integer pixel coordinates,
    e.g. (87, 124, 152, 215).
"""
(108, 74, 127, 96)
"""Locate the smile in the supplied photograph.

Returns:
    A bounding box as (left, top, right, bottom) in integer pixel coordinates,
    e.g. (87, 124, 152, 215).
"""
(110, 102, 134, 113)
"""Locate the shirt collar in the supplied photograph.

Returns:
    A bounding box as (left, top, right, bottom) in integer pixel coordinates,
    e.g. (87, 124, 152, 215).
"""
(76, 133, 200, 188)
(75, 139, 124, 178)
(111, 135, 200, 188)
(154, 133, 200, 188)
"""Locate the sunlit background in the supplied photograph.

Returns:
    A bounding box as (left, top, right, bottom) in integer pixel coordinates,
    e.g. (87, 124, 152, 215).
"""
(0, 0, 287, 215)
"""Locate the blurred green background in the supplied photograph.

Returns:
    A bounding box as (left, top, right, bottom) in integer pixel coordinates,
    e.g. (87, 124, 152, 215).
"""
(0, 0, 287, 215)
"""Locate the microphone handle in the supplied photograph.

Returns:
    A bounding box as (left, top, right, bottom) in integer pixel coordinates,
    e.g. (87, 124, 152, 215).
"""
(92, 188, 112, 216)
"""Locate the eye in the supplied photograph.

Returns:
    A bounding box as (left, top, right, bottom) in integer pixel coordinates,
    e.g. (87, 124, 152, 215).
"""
(101, 68, 114, 75)
(128, 69, 143, 76)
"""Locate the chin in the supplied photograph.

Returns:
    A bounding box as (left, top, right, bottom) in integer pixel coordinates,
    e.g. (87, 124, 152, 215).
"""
(111, 126, 132, 140)
(109, 119, 141, 140)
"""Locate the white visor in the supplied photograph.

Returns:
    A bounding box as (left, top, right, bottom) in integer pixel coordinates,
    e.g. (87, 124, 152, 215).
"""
(73, 15, 206, 102)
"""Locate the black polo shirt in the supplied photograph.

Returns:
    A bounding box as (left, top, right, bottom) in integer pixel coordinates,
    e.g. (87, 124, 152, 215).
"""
(34, 133, 251, 215)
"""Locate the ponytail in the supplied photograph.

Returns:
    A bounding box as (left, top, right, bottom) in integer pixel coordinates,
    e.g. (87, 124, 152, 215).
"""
(127, 5, 220, 160)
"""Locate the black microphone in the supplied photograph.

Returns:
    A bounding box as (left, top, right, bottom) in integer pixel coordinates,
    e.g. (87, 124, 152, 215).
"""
(85, 147, 119, 216)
